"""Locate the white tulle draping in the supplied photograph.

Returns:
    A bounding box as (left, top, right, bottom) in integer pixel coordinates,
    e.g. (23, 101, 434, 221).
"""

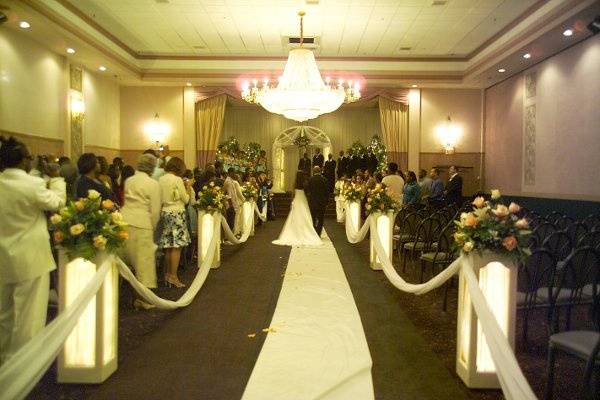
(367, 219, 536, 400)
(345, 211, 370, 244)
(253, 202, 267, 222)
(335, 197, 345, 223)
(117, 216, 220, 309)
(221, 209, 254, 244)
(0, 258, 111, 400)
(462, 263, 537, 400)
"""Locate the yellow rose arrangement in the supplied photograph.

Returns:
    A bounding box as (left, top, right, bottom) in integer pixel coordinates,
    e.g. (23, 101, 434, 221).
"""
(241, 182, 259, 202)
(194, 181, 228, 214)
(453, 189, 531, 261)
(341, 181, 365, 203)
(49, 190, 128, 260)
(365, 184, 400, 215)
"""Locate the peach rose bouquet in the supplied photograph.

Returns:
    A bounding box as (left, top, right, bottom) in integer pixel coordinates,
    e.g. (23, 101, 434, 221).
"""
(453, 189, 531, 261)
(49, 190, 128, 259)
(365, 184, 400, 215)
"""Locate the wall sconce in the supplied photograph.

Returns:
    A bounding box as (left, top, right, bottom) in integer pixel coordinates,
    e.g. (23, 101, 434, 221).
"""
(70, 95, 85, 121)
(144, 113, 170, 146)
(436, 115, 460, 154)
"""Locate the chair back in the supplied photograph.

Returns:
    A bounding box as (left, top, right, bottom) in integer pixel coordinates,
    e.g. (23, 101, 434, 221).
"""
(413, 216, 443, 249)
(401, 211, 423, 239)
(549, 211, 563, 225)
(583, 214, 600, 231)
(532, 222, 557, 249)
(578, 231, 600, 251)
(555, 215, 575, 230)
(518, 249, 557, 310)
(566, 221, 588, 245)
(542, 230, 573, 262)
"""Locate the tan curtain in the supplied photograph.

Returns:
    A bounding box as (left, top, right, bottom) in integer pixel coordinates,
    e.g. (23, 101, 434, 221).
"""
(378, 96, 409, 170)
(196, 94, 227, 167)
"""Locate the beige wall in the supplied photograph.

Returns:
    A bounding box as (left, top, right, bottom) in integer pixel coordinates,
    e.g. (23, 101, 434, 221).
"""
(420, 88, 483, 153)
(83, 71, 120, 149)
(485, 34, 600, 200)
(120, 86, 184, 151)
(0, 27, 67, 141)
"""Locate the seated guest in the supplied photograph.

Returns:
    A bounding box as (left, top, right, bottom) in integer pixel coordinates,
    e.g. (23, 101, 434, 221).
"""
(0, 136, 66, 365)
(76, 153, 114, 200)
(121, 154, 161, 310)
(428, 167, 444, 207)
(158, 157, 193, 288)
(381, 162, 405, 204)
(444, 165, 463, 206)
(403, 171, 421, 206)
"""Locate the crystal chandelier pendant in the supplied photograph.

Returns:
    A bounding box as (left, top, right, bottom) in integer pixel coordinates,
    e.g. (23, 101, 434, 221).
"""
(241, 11, 361, 122)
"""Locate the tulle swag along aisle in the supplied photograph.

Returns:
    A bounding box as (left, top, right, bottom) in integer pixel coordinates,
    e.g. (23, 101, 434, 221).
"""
(344, 189, 537, 400)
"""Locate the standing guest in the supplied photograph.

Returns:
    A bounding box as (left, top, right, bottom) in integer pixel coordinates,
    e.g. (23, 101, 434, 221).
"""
(121, 154, 161, 310)
(428, 168, 444, 207)
(152, 157, 166, 181)
(381, 162, 405, 204)
(158, 157, 193, 288)
(298, 152, 312, 175)
(76, 153, 114, 201)
(0, 137, 66, 365)
(223, 168, 244, 233)
(337, 150, 347, 180)
(58, 156, 78, 200)
(323, 153, 336, 194)
(367, 151, 378, 174)
(312, 148, 324, 169)
(121, 165, 135, 184)
(360, 152, 369, 172)
(108, 164, 123, 205)
(418, 169, 433, 203)
(192, 167, 204, 195)
(97, 156, 112, 191)
(233, 172, 245, 235)
(445, 165, 463, 206)
(160, 144, 172, 165)
(403, 171, 421, 206)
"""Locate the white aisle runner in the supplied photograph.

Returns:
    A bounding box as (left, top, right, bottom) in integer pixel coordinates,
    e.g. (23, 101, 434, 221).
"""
(242, 231, 374, 400)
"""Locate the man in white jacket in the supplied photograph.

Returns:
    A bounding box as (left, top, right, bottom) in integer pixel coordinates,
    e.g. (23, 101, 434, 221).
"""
(0, 137, 66, 365)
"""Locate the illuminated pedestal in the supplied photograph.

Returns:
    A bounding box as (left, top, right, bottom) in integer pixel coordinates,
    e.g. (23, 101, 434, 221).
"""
(369, 211, 394, 270)
(243, 201, 255, 237)
(198, 211, 221, 269)
(456, 252, 517, 388)
(57, 252, 118, 383)
(347, 201, 361, 233)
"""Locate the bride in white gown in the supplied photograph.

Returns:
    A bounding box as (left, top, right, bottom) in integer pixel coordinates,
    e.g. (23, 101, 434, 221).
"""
(272, 171, 323, 247)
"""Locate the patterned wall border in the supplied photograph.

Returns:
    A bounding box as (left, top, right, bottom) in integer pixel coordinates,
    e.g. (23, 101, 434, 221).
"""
(523, 71, 537, 186)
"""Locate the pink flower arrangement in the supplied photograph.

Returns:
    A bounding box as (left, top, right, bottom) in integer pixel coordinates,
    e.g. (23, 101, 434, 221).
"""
(453, 189, 531, 260)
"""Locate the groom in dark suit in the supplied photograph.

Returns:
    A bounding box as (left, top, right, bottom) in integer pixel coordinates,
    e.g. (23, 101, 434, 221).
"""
(306, 166, 329, 237)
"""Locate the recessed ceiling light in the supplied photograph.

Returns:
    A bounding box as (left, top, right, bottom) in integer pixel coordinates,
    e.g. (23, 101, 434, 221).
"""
(186, 82, 192, 87)
(99, 65, 107, 72)
(19, 21, 31, 29)
(411, 84, 418, 88)
(523, 53, 531, 59)
(66, 48, 76, 54)
(498, 68, 506, 73)
(563, 29, 573, 37)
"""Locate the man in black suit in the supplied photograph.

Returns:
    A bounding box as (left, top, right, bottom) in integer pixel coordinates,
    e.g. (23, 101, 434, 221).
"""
(312, 148, 324, 169)
(367, 152, 378, 174)
(306, 166, 329, 237)
(337, 150, 347, 179)
(298, 152, 311, 175)
(323, 153, 336, 194)
(349, 152, 360, 176)
(444, 165, 463, 206)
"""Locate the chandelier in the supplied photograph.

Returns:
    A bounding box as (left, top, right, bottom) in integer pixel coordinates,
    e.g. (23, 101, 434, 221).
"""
(241, 11, 361, 122)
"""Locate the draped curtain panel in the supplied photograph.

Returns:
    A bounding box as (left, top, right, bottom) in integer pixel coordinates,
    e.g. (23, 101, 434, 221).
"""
(378, 96, 409, 170)
(196, 94, 227, 167)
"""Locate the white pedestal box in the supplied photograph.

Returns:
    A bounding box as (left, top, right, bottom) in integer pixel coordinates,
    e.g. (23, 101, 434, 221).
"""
(369, 211, 395, 270)
(57, 252, 118, 383)
(243, 201, 255, 237)
(198, 211, 221, 269)
(456, 252, 517, 388)
(347, 201, 362, 234)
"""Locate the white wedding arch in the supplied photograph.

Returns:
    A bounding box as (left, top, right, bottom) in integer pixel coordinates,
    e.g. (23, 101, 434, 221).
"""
(272, 125, 331, 192)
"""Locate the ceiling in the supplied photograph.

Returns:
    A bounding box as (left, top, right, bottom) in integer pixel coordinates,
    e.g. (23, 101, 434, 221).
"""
(1, 0, 599, 88)
(63, 0, 538, 58)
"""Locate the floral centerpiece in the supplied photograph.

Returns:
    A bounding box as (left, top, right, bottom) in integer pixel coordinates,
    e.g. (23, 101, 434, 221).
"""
(334, 179, 347, 198)
(50, 190, 128, 260)
(453, 189, 531, 261)
(195, 181, 228, 214)
(365, 184, 400, 215)
(341, 181, 365, 203)
(241, 182, 259, 202)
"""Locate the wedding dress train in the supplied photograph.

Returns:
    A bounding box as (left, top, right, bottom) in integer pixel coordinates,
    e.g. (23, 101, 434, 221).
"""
(272, 189, 323, 247)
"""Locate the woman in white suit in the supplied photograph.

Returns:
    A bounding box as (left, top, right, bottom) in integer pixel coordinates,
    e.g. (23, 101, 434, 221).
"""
(0, 137, 66, 365)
